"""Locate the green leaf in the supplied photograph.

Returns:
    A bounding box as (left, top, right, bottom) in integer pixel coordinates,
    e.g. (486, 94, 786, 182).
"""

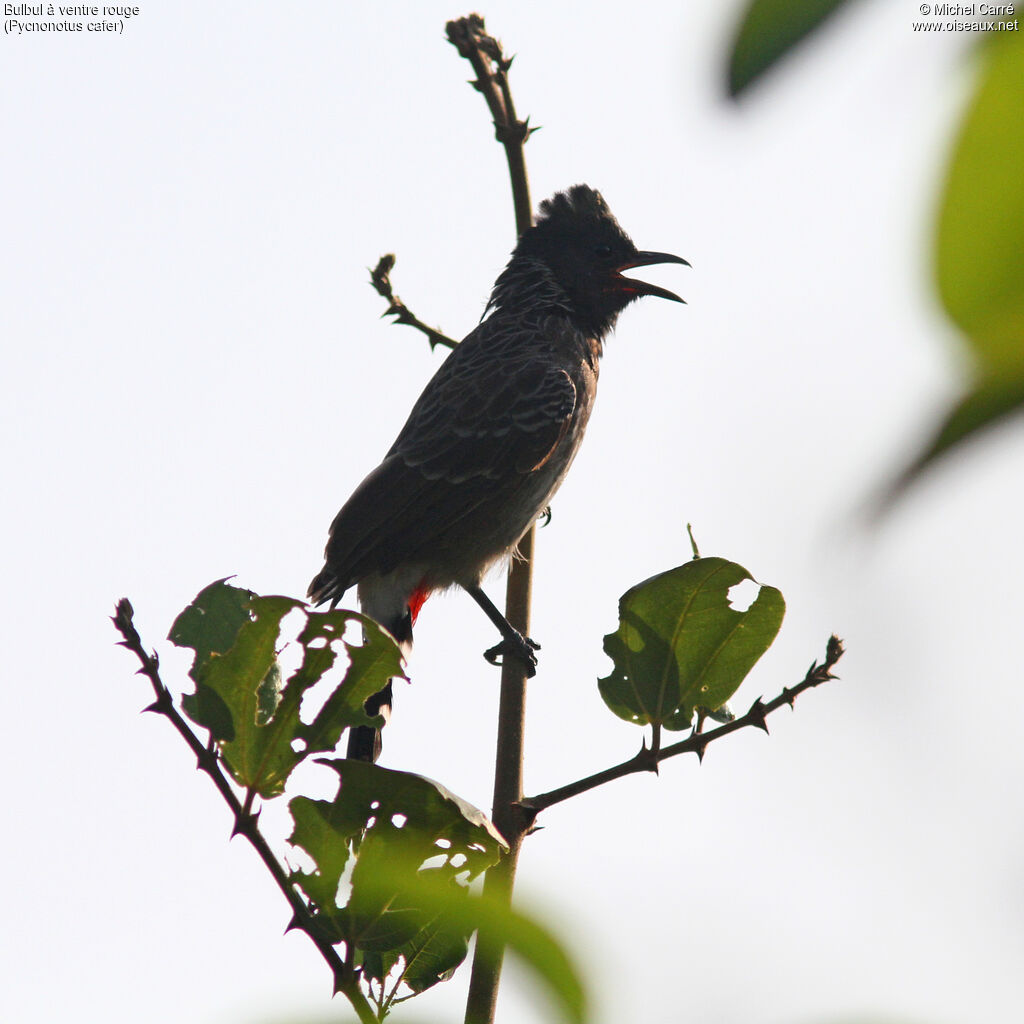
(727, 0, 854, 97)
(221, 607, 404, 798)
(170, 581, 405, 797)
(288, 762, 507, 989)
(169, 578, 253, 669)
(288, 761, 583, 1016)
(936, 31, 1024, 368)
(195, 593, 301, 786)
(889, 369, 1024, 499)
(354, 861, 586, 1023)
(894, 31, 1024, 492)
(395, 878, 472, 993)
(599, 557, 784, 730)
(171, 579, 254, 739)
(469, 895, 585, 1024)
(295, 611, 404, 755)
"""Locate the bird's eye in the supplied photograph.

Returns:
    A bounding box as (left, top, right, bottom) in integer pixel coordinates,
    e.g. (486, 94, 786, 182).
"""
(594, 243, 613, 258)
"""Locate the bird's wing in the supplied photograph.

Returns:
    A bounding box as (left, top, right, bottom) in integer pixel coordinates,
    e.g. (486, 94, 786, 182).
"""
(309, 317, 578, 600)
(392, 317, 578, 479)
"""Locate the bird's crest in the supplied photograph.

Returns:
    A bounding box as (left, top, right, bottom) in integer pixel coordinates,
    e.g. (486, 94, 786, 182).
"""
(533, 185, 625, 236)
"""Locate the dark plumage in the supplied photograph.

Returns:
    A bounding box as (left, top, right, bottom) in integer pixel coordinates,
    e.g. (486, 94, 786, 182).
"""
(309, 184, 688, 760)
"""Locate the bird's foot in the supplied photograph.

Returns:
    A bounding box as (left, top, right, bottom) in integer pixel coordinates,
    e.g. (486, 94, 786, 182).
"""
(484, 632, 541, 677)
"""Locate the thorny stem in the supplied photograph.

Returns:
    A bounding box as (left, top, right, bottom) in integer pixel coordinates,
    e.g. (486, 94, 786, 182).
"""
(520, 636, 845, 817)
(369, 254, 459, 351)
(440, 15, 537, 1024)
(362, 16, 843, 1024)
(446, 13, 534, 235)
(111, 599, 376, 1024)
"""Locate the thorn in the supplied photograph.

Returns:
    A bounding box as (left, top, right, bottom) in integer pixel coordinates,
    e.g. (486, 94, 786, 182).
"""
(232, 803, 261, 836)
(284, 913, 303, 934)
(637, 738, 660, 774)
(748, 697, 770, 733)
(694, 738, 708, 763)
(781, 686, 797, 708)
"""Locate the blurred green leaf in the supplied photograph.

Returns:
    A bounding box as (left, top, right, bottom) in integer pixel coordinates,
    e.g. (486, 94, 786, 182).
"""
(890, 369, 1024, 499)
(895, 31, 1024, 491)
(396, 881, 472, 993)
(289, 762, 505, 932)
(353, 859, 586, 1023)
(170, 581, 404, 797)
(599, 557, 784, 730)
(289, 762, 507, 995)
(937, 31, 1024, 367)
(727, 0, 854, 97)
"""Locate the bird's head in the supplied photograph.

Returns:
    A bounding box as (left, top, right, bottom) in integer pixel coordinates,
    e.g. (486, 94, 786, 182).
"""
(509, 184, 689, 338)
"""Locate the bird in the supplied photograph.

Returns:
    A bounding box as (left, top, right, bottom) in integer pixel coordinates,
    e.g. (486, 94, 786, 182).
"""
(309, 184, 688, 761)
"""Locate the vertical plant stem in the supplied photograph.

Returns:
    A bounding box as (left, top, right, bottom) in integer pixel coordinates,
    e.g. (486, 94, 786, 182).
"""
(465, 530, 534, 1024)
(445, 15, 537, 1024)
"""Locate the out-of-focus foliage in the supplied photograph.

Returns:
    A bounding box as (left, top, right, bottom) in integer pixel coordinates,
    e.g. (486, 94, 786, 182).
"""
(726, 6, 1024, 494)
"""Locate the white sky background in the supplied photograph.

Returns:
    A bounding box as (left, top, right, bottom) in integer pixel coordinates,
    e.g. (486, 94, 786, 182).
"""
(3, 1, 1024, 1022)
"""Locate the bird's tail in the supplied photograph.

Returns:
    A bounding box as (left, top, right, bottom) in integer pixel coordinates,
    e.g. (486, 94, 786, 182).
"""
(346, 679, 394, 762)
(347, 578, 420, 762)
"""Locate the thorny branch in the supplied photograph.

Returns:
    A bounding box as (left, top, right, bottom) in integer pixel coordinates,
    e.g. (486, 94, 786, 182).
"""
(370, 254, 459, 351)
(111, 600, 376, 1024)
(520, 635, 845, 817)
(440, 15, 538, 1024)
(446, 13, 535, 235)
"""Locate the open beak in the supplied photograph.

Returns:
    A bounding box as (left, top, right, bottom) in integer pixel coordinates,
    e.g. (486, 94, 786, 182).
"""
(617, 250, 690, 303)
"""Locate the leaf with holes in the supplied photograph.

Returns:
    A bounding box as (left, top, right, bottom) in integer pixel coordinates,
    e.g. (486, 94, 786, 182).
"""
(218, 605, 404, 798)
(599, 557, 785, 730)
(170, 581, 404, 797)
(288, 760, 506, 979)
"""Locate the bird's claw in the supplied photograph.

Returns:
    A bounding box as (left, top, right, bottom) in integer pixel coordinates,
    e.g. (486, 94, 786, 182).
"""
(484, 633, 540, 677)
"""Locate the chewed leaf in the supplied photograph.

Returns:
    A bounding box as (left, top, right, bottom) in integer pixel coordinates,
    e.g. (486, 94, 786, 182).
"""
(169, 581, 405, 797)
(168, 577, 253, 672)
(598, 557, 784, 730)
(288, 762, 506, 964)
